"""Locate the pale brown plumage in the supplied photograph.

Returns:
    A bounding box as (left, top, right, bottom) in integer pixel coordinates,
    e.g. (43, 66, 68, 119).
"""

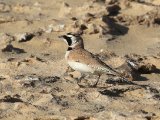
(67, 48, 120, 76)
(59, 33, 123, 87)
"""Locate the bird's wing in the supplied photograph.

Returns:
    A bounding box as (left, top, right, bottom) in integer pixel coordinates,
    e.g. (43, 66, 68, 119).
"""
(67, 49, 120, 75)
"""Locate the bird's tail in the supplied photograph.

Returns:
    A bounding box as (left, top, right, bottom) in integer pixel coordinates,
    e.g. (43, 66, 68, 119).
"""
(104, 64, 121, 76)
(104, 65, 132, 81)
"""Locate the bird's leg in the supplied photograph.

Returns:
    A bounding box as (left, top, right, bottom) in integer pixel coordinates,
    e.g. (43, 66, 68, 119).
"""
(76, 73, 86, 87)
(64, 66, 75, 76)
(91, 74, 101, 87)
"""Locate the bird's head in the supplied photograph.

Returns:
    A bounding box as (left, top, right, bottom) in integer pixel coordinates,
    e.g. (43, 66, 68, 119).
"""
(59, 33, 84, 49)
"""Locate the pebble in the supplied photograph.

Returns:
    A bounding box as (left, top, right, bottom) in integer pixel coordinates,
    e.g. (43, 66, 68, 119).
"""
(45, 24, 65, 33)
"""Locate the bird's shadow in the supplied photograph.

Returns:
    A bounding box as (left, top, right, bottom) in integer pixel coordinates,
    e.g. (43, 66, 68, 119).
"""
(129, 66, 160, 81)
(102, 15, 129, 36)
(154, 69, 160, 74)
(99, 89, 124, 97)
(2, 44, 26, 54)
(0, 95, 23, 103)
(140, 68, 160, 74)
(99, 77, 147, 98)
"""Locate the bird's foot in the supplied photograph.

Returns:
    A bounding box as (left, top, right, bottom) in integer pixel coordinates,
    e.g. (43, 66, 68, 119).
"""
(76, 78, 85, 88)
(89, 75, 100, 88)
(89, 81, 98, 88)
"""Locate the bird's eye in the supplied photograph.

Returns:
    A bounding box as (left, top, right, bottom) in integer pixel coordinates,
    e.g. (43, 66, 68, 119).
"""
(67, 33, 73, 35)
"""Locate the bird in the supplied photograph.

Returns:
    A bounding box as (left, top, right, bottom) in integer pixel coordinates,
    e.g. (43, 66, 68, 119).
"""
(59, 32, 124, 87)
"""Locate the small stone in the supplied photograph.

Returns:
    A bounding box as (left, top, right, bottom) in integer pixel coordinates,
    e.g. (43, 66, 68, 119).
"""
(138, 63, 157, 74)
(58, 2, 72, 18)
(14, 75, 25, 80)
(0, 95, 23, 103)
(0, 2, 11, 12)
(105, 0, 118, 5)
(107, 4, 121, 16)
(82, 13, 95, 22)
(0, 16, 14, 23)
(93, 0, 105, 3)
(87, 23, 99, 34)
(0, 33, 15, 45)
(74, 116, 90, 120)
(45, 24, 65, 33)
(23, 81, 35, 88)
(0, 76, 6, 81)
(71, 17, 77, 21)
(16, 33, 35, 42)
(25, 75, 39, 81)
(40, 76, 60, 83)
(80, 24, 88, 31)
(34, 2, 41, 6)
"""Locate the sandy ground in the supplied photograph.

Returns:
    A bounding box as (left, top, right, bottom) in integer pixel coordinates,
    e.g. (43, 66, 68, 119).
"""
(0, 0, 160, 120)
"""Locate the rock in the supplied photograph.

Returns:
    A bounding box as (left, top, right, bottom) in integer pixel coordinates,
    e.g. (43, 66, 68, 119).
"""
(51, 95, 69, 107)
(114, 8, 160, 27)
(105, 0, 118, 5)
(79, 24, 88, 31)
(71, 17, 78, 21)
(25, 75, 39, 81)
(138, 63, 157, 74)
(107, 4, 121, 16)
(125, 54, 159, 74)
(0, 16, 15, 23)
(7, 57, 17, 62)
(93, 0, 105, 3)
(12, 4, 31, 13)
(15, 29, 43, 42)
(82, 13, 96, 22)
(23, 81, 35, 88)
(125, 54, 146, 63)
(0, 76, 6, 81)
(0, 33, 14, 42)
(0, 33, 15, 48)
(154, 18, 160, 25)
(29, 55, 46, 62)
(14, 75, 25, 80)
(74, 116, 90, 120)
(33, 29, 44, 36)
(87, 23, 99, 34)
(0, 2, 11, 12)
(45, 24, 65, 33)
(34, 2, 41, 7)
(40, 76, 60, 83)
(16, 32, 35, 42)
(65, 21, 80, 33)
(99, 25, 110, 36)
(58, 2, 72, 18)
(0, 95, 23, 103)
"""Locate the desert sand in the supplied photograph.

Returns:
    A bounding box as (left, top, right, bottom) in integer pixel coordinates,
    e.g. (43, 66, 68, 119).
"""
(0, 0, 160, 120)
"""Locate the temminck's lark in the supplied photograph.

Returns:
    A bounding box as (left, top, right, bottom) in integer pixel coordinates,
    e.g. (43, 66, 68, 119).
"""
(59, 33, 123, 87)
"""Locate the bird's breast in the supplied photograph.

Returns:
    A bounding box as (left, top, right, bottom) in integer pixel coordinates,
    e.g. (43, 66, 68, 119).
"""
(68, 61, 94, 73)
(65, 51, 70, 60)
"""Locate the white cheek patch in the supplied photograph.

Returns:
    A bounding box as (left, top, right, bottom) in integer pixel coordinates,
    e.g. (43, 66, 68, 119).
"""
(67, 35, 77, 44)
(63, 39, 68, 44)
